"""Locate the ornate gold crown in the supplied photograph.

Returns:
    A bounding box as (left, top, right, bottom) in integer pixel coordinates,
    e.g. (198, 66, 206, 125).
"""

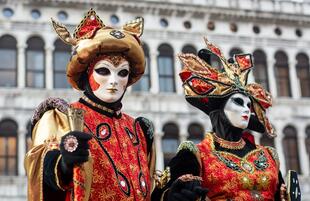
(51, 8, 145, 90)
(179, 37, 275, 137)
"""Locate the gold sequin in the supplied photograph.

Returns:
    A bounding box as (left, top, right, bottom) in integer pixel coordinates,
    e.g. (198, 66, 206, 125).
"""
(240, 175, 254, 190)
(257, 174, 270, 190)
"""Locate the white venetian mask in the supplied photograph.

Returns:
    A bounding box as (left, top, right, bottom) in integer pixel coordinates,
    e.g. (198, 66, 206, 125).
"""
(224, 93, 251, 129)
(88, 59, 129, 103)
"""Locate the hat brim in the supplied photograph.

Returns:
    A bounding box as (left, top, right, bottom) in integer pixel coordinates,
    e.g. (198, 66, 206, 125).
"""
(67, 28, 145, 90)
(186, 94, 266, 134)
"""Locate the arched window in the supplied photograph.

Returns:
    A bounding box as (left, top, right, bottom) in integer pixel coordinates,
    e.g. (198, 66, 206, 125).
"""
(296, 53, 310, 97)
(132, 42, 151, 91)
(274, 51, 291, 97)
(26, 36, 45, 88)
(260, 134, 275, 147)
(0, 35, 17, 87)
(253, 50, 269, 91)
(26, 121, 32, 152)
(187, 123, 204, 144)
(158, 44, 175, 92)
(305, 125, 310, 171)
(162, 122, 179, 166)
(0, 119, 18, 175)
(283, 125, 301, 173)
(53, 39, 71, 88)
(182, 44, 197, 54)
(229, 48, 243, 57)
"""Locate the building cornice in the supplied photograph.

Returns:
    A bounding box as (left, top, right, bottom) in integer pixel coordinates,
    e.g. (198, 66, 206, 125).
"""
(20, 0, 310, 26)
(1, 20, 310, 49)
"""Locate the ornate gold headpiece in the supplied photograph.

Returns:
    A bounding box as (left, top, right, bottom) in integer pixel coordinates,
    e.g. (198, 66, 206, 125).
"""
(51, 8, 145, 90)
(179, 37, 275, 137)
(51, 8, 144, 46)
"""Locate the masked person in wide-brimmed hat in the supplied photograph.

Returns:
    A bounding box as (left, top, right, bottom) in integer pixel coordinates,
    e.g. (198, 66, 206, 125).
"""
(151, 38, 294, 201)
(25, 9, 155, 201)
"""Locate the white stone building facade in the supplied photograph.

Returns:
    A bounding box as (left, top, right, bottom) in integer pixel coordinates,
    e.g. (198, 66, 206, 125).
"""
(0, 0, 309, 200)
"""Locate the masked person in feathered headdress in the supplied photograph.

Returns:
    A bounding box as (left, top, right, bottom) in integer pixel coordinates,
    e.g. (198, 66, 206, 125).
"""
(151, 38, 291, 201)
(25, 9, 155, 201)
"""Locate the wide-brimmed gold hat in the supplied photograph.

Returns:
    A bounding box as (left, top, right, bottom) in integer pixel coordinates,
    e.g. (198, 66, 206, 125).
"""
(52, 8, 145, 90)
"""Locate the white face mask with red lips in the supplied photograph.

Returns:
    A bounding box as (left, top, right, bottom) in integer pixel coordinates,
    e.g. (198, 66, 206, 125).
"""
(88, 59, 130, 103)
(224, 93, 251, 129)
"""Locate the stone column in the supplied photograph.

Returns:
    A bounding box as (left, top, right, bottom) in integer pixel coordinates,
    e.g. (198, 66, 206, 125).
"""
(179, 122, 189, 143)
(265, 49, 278, 98)
(17, 44, 26, 88)
(45, 45, 54, 89)
(247, 71, 255, 84)
(179, 133, 188, 143)
(297, 125, 310, 176)
(252, 131, 261, 145)
(18, 126, 26, 176)
(274, 124, 286, 174)
(155, 132, 164, 171)
(174, 43, 183, 95)
(150, 50, 159, 94)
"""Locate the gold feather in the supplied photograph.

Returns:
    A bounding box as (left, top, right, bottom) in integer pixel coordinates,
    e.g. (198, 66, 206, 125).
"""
(51, 18, 77, 46)
(122, 17, 144, 37)
(178, 53, 218, 79)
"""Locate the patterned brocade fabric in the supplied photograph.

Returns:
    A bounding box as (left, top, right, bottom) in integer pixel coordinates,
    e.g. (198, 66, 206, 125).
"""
(71, 101, 151, 201)
(197, 133, 279, 201)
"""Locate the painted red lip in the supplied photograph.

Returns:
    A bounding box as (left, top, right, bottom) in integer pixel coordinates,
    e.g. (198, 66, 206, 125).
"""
(107, 88, 118, 92)
(242, 115, 249, 120)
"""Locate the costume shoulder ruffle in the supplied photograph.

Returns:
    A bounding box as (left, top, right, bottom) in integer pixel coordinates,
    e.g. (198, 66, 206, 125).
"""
(265, 146, 280, 169)
(30, 97, 70, 147)
(31, 97, 69, 128)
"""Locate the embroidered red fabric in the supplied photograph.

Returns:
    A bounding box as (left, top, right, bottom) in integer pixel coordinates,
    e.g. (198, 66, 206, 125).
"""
(197, 134, 279, 201)
(70, 102, 151, 201)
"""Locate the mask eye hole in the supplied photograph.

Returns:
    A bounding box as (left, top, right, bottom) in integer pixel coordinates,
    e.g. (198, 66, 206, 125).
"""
(247, 103, 251, 109)
(118, 69, 129, 77)
(232, 97, 244, 106)
(95, 67, 110, 76)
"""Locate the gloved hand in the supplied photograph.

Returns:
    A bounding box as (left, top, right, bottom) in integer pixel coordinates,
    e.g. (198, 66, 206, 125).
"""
(59, 131, 92, 174)
(167, 177, 208, 201)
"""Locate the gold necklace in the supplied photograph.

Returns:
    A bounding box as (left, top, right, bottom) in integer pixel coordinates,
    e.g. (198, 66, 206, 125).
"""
(212, 133, 246, 150)
(81, 95, 115, 114)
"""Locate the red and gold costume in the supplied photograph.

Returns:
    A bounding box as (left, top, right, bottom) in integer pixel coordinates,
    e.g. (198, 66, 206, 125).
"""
(25, 9, 155, 201)
(71, 100, 151, 200)
(151, 37, 284, 201)
(198, 133, 279, 201)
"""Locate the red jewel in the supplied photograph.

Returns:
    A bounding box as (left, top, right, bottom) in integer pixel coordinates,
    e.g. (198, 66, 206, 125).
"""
(139, 174, 147, 195)
(189, 78, 214, 95)
(209, 45, 222, 58)
(100, 129, 107, 138)
(117, 172, 130, 194)
(179, 71, 192, 82)
(235, 54, 252, 71)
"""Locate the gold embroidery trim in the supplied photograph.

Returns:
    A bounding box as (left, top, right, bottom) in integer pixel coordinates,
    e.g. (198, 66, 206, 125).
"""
(207, 133, 264, 174)
(154, 167, 171, 189)
(81, 95, 115, 114)
(208, 133, 261, 160)
(40, 149, 48, 201)
(160, 188, 170, 201)
(54, 155, 66, 191)
(212, 133, 246, 150)
(265, 146, 280, 169)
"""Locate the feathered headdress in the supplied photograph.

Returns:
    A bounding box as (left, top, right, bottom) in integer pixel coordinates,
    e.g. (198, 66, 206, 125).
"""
(51, 8, 145, 90)
(179, 37, 275, 137)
